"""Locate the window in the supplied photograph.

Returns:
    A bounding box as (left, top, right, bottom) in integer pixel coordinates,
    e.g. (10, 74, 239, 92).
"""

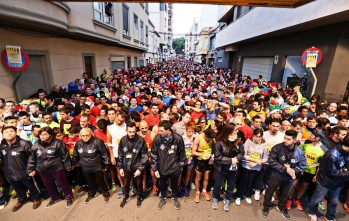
(160, 3, 166, 11)
(145, 26, 149, 44)
(209, 37, 216, 50)
(134, 14, 138, 39)
(140, 20, 144, 42)
(93, 2, 113, 26)
(122, 5, 129, 35)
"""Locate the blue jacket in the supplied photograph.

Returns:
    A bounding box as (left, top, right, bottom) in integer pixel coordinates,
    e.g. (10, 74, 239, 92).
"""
(317, 144, 349, 189)
(269, 143, 306, 182)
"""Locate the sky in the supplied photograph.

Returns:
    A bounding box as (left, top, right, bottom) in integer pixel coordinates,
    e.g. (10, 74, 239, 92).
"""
(172, 4, 202, 37)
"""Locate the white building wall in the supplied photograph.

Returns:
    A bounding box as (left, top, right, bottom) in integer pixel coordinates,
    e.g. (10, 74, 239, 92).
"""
(216, 0, 349, 48)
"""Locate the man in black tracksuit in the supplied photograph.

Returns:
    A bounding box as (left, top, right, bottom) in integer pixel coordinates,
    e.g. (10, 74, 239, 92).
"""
(308, 135, 349, 221)
(150, 120, 186, 210)
(262, 130, 306, 220)
(118, 122, 148, 208)
(0, 126, 41, 212)
(72, 128, 110, 204)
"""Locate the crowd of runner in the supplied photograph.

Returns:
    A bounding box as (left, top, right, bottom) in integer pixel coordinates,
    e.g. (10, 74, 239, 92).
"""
(0, 60, 349, 221)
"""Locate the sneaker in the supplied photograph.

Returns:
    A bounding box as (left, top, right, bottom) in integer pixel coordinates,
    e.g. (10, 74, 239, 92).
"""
(202, 191, 211, 201)
(235, 197, 241, 206)
(191, 183, 196, 190)
(285, 199, 292, 210)
(46, 200, 58, 208)
(318, 203, 326, 211)
(323, 217, 336, 221)
(12, 202, 23, 212)
(85, 196, 93, 204)
(153, 185, 158, 195)
(117, 187, 124, 198)
(112, 183, 117, 192)
(194, 192, 200, 203)
(343, 202, 349, 213)
(66, 200, 73, 209)
(262, 208, 269, 218)
(104, 196, 109, 203)
(183, 186, 189, 197)
(77, 187, 84, 195)
(120, 197, 130, 208)
(223, 200, 230, 212)
(308, 214, 318, 221)
(158, 198, 167, 210)
(33, 200, 41, 209)
(294, 199, 303, 211)
(254, 190, 261, 201)
(212, 198, 218, 210)
(172, 198, 180, 210)
(137, 197, 142, 208)
(277, 207, 291, 220)
(130, 185, 137, 197)
(245, 197, 252, 204)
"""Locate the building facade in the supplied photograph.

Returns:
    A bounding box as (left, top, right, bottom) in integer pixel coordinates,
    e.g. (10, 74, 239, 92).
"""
(215, 0, 349, 100)
(148, 3, 173, 61)
(0, 1, 156, 101)
(194, 27, 212, 64)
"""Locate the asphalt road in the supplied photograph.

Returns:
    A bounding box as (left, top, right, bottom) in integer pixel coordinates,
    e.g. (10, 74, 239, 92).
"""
(1, 188, 348, 221)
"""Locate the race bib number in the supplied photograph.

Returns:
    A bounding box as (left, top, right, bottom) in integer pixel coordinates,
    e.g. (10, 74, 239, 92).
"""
(306, 153, 316, 165)
(185, 149, 191, 159)
(249, 153, 260, 160)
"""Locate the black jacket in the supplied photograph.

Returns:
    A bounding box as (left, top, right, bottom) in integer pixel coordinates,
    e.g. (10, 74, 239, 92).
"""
(317, 144, 349, 189)
(150, 131, 186, 175)
(72, 137, 110, 173)
(269, 143, 306, 182)
(27, 138, 72, 174)
(214, 141, 244, 173)
(117, 134, 148, 172)
(0, 137, 31, 181)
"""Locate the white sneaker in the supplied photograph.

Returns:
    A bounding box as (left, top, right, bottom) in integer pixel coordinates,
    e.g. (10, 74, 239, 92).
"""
(254, 190, 260, 201)
(245, 197, 252, 204)
(235, 197, 241, 206)
(191, 183, 196, 190)
(308, 214, 317, 221)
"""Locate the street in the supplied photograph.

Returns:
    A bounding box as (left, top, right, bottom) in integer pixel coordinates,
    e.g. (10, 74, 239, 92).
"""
(2, 188, 348, 221)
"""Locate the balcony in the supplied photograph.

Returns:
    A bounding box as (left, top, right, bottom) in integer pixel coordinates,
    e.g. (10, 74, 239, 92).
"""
(216, 0, 349, 48)
(217, 5, 234, 22)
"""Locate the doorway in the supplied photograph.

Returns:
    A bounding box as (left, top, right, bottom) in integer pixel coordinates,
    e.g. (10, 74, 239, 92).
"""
(17, 55, 50, 100)
(83, 55, 95, 78)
